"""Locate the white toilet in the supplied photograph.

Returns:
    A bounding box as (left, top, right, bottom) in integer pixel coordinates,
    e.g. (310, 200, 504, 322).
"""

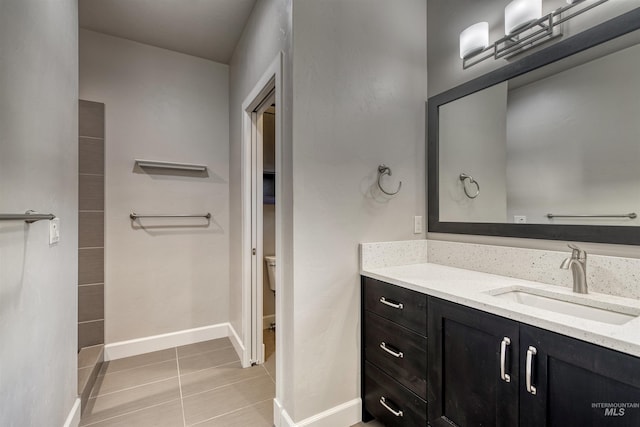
(264, 255, 276, 292)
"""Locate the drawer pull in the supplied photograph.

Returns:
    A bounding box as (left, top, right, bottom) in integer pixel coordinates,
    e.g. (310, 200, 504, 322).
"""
(379, 296, 404, 310)
(380, 342, 404, 358)
(526, 346, 537, 395)
(500, 337, 511, 383)
(379, 396, 404, 417)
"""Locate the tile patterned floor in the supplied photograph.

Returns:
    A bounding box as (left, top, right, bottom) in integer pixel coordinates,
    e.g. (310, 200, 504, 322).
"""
(81, 330, 378, 426)
(81, 335, 275, 427)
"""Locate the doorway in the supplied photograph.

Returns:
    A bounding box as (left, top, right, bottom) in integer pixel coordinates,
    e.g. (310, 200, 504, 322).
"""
(241, 54, 282, 378)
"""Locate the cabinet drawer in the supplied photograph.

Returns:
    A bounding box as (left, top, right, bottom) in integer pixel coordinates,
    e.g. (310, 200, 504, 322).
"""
(363, 277, 427, 335)
(365, 311, 427, 399)
(364, 361, 427, 427)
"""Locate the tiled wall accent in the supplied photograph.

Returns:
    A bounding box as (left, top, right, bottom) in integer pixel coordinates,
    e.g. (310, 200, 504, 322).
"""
(360, 240, 428, 270)
(78, 100, 105, 349)
(428, 240, 640, 300)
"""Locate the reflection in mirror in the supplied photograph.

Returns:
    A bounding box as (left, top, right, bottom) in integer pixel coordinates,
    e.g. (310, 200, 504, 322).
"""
(439, 33, 640, 226)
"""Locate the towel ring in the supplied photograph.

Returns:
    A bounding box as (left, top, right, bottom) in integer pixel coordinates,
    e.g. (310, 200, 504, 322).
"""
(459, 173, 480, 199)
(377, 164, 402, 196)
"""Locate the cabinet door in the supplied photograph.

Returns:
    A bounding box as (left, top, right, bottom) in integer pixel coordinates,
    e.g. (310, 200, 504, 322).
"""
(520, 325, 640, 427)
(428, 297, 519, 427)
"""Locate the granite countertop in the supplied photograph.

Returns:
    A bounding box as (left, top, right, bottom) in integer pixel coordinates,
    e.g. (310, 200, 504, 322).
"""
(361, 262, 640, 358)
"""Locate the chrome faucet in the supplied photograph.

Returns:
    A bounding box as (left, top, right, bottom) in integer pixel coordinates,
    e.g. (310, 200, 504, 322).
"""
(560, 244, 588, 294)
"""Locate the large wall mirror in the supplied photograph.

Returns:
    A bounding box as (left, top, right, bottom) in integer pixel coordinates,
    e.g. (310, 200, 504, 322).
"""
(427, 8, 640, 245)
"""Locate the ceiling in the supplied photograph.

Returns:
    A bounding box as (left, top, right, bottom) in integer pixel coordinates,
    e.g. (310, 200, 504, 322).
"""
(79, 0, 257, 64)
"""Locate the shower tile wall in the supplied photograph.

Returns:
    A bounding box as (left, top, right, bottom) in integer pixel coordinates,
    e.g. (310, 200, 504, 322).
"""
(78, 100, 105, 349)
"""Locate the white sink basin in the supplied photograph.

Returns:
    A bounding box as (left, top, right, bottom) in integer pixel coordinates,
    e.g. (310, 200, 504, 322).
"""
(491, 288, 640, 325)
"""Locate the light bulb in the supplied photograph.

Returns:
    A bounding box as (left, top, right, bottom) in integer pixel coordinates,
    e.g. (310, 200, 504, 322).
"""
(460, 22, 489, 59)
(505, 0, 542, 35)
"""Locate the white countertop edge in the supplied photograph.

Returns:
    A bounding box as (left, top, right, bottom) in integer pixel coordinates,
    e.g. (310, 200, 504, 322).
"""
(361, 263, 640, 359)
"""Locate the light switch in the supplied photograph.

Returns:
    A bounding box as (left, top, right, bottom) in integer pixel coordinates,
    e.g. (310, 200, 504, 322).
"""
(414, 216, 423, 234)
(49, 218, 60, 245)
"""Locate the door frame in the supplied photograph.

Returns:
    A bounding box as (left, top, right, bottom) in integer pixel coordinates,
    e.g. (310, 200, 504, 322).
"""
(240, 53, 283, 368)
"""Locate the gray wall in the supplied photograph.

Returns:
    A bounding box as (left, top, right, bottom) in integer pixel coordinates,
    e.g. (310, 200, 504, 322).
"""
(79, 30, 230, 343)
(228, 0, 294, 411)
(290, 0, 427, 420)
(0, 1, 79, 425)
(229, 0, 427, 422)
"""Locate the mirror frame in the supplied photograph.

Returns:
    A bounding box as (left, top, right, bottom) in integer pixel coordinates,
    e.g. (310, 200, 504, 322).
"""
(427, 8, 640, 245)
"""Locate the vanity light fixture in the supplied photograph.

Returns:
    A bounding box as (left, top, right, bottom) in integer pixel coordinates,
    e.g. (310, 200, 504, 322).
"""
(505, 0, 542, 36)
(460, 22, 490, 59)
(460, 0, 607, 69)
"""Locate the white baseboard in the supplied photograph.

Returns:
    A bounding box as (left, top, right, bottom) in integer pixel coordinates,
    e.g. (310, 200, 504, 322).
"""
(273, 398, 285, 427)
(62, 398, 81, 427)
(263, 314, 276, 330)
(275, 398, 361, 427)
(227, 323, 249, 367)
(104, 323, 229, 361)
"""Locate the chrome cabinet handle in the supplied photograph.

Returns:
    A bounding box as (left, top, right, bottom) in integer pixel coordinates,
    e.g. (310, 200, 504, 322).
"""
(526, 346, 537, 395)
(379, 296, 404, 310)
(380, 342, 404, 359)
(500, 337, 511, 383)
(379, 396, 403, 417)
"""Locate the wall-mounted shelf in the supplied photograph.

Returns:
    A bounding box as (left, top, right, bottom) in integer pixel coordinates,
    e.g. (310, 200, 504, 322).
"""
(135, 159, 207, 172)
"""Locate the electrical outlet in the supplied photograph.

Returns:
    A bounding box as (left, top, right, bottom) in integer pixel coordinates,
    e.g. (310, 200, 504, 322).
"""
(49, 218, 60, 245)
(514, 215, 527, 224)
(414, 216, 423, 234)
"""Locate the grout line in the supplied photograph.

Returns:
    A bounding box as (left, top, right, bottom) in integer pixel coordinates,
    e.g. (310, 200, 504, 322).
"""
(79, 135, 104, 141)
(177, 358, 240, 378)
(98, 354, 177, 378)
(80, 398, 181, 427)
(78, 319, 104, 325)
(176, 348, 187, 427)
(90, 375, 178, 399)
(179, 360, 238, 379)
(79, 173, 105, 177)
(79, 246, 105, 250)
(187, 398, 274, 427)
(78, 282, 105, 287)
(180, 371, 270, 400)
(262, 363, 276, 385)
(176, 342, 234, 360)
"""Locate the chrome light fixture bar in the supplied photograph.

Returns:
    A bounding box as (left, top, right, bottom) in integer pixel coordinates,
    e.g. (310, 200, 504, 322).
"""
(462, 0, 609, 69)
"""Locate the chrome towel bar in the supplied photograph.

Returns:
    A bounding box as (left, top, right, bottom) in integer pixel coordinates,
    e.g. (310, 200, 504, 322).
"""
(0, 210, 56, 223)
(130, 212, 211, 220)
(134, 159, 207, 172)
(547, 213, 637, 219)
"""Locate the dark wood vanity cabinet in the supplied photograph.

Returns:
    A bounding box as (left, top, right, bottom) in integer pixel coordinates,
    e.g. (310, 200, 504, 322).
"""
(428, 297, 640, 427)
(361, 277, 428, 426)
(427, 298, 519, 427)
(361, 278, 640, 426)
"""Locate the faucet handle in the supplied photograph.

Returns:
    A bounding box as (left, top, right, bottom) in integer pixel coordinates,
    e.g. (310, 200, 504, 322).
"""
(567, 243, 587, 260)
